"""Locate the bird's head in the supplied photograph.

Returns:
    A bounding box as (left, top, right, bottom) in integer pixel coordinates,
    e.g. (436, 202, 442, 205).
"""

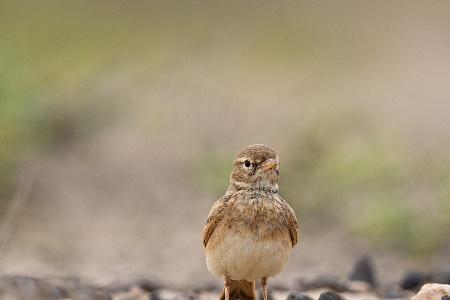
(228, 144, 280, 193)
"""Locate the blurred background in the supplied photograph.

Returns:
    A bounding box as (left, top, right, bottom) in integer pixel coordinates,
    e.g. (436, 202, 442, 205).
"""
(1, 0, 450, 289)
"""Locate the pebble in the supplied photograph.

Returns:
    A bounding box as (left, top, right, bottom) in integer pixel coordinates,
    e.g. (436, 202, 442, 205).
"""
(411, 283, 450, 300)
(348, 256, 377, 289)
(318, 291, 345, 300)
(286, 291, 314, 300)
(400, 271, 426, 291)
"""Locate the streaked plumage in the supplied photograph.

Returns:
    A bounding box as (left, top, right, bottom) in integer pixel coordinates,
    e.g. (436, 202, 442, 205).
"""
(202, 144, 299, 300)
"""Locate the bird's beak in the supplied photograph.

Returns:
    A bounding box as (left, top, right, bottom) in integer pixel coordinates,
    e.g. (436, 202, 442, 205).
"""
(260, 159, 279, 172)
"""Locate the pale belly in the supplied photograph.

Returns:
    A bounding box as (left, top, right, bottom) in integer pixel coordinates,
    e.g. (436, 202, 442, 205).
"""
(205, 224, 292, 281)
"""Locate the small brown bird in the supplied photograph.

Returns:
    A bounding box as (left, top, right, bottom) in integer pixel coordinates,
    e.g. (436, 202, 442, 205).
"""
(202, 144, 299, 300)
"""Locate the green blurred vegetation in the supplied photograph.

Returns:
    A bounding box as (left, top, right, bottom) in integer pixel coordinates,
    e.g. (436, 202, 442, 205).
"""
(0, 0, 199, 200)
(0, 55, 118, 200)
(283, 113, 450, 258)
(193, 111, 450, 258)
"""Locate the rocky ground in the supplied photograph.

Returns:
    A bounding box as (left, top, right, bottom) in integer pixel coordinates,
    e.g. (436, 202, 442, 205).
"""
(1, 257, 449, 300)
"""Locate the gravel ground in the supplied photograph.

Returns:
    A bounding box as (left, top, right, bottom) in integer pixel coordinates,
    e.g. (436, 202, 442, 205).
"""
(3, 256, 449, 300)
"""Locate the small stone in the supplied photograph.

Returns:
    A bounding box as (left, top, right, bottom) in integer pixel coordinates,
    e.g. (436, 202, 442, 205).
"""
(135, 279, 159, 292)
(318, 291, 345, 300)
(401, 272, 427, 291)
(348, 255, 377, 288)
(412, 283, 450, 300)
(286, 291, 313, 300)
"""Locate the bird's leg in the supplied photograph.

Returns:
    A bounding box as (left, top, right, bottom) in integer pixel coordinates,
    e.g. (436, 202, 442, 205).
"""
(224, 276, 232, 300)
(261, 277, 268, 300)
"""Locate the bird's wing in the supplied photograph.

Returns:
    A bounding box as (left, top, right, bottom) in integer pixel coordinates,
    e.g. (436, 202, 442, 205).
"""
(281, 197, 299, 247)
(202, 195, 229, 247)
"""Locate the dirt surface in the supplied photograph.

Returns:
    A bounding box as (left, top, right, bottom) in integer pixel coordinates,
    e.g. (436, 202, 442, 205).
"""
(0, 274, 410, 300)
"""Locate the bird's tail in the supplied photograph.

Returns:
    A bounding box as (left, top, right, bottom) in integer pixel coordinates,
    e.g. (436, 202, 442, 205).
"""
(219, 279, 256, 300)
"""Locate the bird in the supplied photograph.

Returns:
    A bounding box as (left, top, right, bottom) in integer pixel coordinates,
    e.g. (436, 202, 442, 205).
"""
(202, 144, 299, 300)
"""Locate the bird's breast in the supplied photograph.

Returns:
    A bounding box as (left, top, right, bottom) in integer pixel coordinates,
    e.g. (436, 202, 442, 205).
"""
(205, 193, 293, 281)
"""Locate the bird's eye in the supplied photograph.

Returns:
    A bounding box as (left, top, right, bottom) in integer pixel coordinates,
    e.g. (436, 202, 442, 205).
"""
(244, 160, 251, 168)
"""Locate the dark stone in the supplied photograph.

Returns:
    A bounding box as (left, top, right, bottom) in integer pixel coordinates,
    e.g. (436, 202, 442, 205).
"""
(50, 285, 69, 298)
(287, 291, 314, 300)
(150, 289, 162, 300)
(400, 271, 426, 291)
(136, 279, 159, 292)
(318, 291, 345, 300)
(441, 296, 450, 300)
(348, 255, 377, 288)
(400, 270, 450, 291)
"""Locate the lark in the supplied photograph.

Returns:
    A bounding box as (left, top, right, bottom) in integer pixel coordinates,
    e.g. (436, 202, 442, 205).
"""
(202, 144, 299, 300)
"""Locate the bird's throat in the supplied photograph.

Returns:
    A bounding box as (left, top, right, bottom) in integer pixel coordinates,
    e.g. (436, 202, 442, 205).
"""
(226, 180, 279, 195)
